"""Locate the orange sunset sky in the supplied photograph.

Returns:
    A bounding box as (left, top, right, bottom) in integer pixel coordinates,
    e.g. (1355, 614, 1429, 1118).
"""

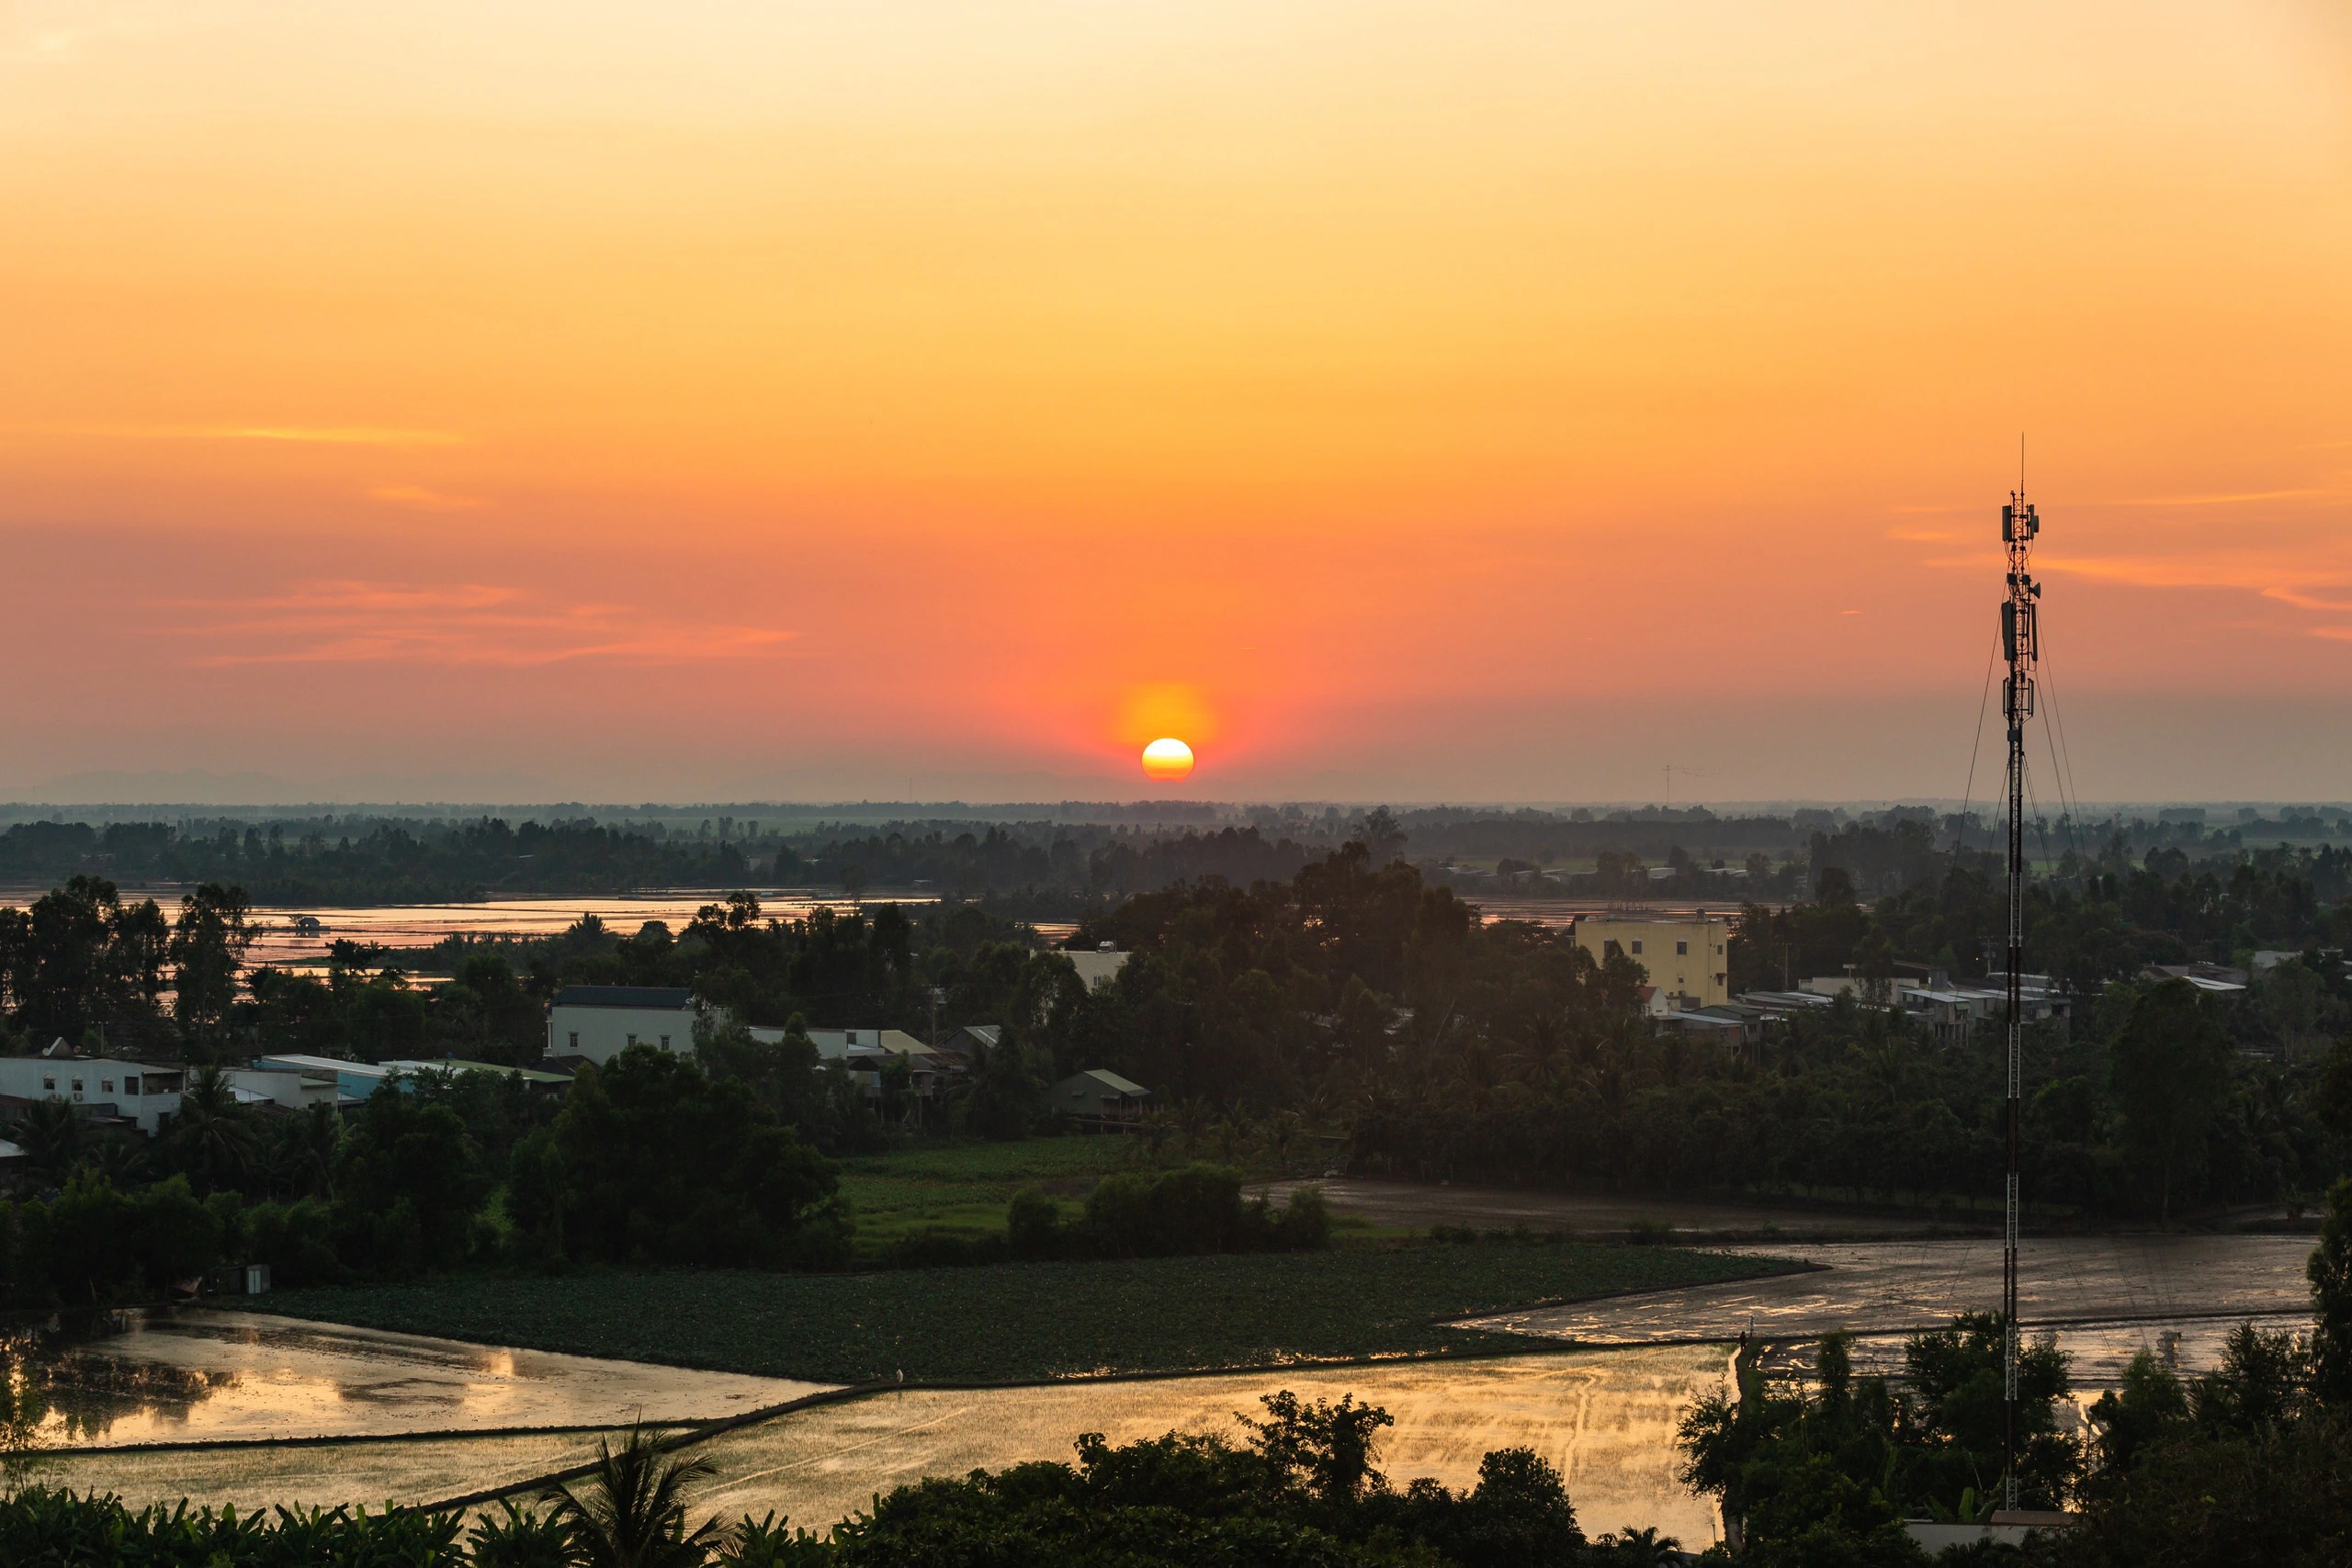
(5, 2, 2350, 805)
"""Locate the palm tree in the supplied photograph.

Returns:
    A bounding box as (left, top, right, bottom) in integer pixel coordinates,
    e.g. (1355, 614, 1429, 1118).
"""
(1137, 1106, 1175, 1162)
(271, 1100, 340, 1198)
(83, 1135, 150, 1189)
(171, 1064, 255, 1195)
(1174, 1098, 1215, 1159)
(1211, 1113, 1247, 1167)
(1596, 1524, 1681, 1563)
(542, 1425, 726, 1568)
(1264, 1109, 1306, 1176)
(14, 1098, 84, 1181)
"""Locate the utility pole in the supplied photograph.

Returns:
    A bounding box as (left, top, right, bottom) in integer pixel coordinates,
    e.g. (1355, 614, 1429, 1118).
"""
(1998, 467, 2041, 1511)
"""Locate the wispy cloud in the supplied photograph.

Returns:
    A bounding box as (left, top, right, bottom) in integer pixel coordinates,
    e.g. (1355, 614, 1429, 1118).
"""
(5, 422, 468, 447)
(151, 580, 794, 668)
(368, 484, 485, 512)
(2031, 550, 2352, 643)
(222, 426, 465, 447)
(2091, 488, 2338, 508)
(1915, 523, 2352, 646)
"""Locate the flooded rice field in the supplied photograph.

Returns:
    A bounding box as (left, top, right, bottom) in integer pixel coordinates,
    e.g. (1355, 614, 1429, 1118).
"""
(4, 1427, 619, 1517)
(229, 892, 1085, 973)
(0, 1310, 827, 1447)
(1463, 1234, 2312, 1341)
(239, 893, 935, 972)
(1461, 1233, 2317, 1390)
(0, 1232, 2317, 1548)
(9, 1349, 1731, 1545)
(684, 1348, 1731, 1546)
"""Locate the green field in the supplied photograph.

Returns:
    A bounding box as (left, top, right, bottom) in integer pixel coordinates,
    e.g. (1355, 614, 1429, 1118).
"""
(835, 1136, 1143, 1257)
(255, 1243, 1797, 1384)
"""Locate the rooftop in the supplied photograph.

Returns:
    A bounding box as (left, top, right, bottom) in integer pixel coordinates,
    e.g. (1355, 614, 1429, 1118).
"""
(551, 985, 695, 1010)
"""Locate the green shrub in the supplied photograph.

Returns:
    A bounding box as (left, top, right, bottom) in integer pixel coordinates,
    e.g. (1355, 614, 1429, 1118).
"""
(720, 1511, 832, 1567)
(1006, 1184, 1063, 1258)
(467, 1500, 574, 1568)
(1084, 1163, 1249, 1257)
(2, 1174, 226, 1306)
(1272, 1183, 1331, 1251)
(0, 1487, 463, 1566)
(245, 1196, 341, 1288)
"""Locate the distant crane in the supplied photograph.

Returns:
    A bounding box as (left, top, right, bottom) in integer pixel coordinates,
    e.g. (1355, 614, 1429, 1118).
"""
(1997, 461, 2042, 1512)
(1661, 763, 1709, 807)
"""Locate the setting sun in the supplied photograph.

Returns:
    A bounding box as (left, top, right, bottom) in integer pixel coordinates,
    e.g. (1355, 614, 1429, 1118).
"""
(1140, 738, 1195, 782)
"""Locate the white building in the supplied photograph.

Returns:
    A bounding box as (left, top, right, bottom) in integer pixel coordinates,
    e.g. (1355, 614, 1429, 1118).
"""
(230, 1065, 345, 1111)
(0, 1056, 185, 1136)
(547, 985, 701, 1066)
(255, 1053, 404, 1101)
(1064, 946, 1130, 989)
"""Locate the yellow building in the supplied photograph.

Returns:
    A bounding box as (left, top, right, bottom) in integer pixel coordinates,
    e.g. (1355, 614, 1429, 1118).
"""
(1572, 914, 1730, 1008)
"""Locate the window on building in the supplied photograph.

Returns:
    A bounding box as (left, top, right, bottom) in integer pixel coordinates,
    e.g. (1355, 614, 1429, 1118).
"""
(1631, 940, 1644, 955)
(124, 1076, 140, 1096)
(1677, 941, 1689, 955)
(41, 1076, 54, 1091)
(101, 1078, 114, 1094)
(660, 1035, 671, 1049)
(627, 1032, 638, 1046)
(569, 1032, 579, 1050)
(70, 1078, 83, 1093)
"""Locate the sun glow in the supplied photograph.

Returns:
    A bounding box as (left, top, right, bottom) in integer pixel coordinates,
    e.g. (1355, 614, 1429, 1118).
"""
(1140, 738, 1195, 782)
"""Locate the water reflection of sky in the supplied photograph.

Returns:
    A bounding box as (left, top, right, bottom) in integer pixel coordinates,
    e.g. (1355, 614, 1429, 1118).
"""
(3, 1235, 2318, 1547)
(1459, 1231, 2317, 1416)
(228, 893, 1076, 976)
(240, 893, 935, 972)
(10, 1348, 1735, 1548)
(0, 1310, 829, 1449)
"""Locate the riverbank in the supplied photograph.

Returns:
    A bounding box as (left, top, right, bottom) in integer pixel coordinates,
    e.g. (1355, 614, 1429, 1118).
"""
(249, 1242, 1802, 1383)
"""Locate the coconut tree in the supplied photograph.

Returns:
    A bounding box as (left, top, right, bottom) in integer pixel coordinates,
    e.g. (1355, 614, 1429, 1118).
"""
(82, 1134, 150, 1189)
(1263, 1109, 1306, 1176)
(1173, 1097, 1215, 1159)
(14, 1097, 85, 1181)
(168, 1063, 255, 1195)
(542, 1424, 726, 1568)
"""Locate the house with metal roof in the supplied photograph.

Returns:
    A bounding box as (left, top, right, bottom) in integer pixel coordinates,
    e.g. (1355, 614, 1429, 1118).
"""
(1049, 1068, 1151, 1124)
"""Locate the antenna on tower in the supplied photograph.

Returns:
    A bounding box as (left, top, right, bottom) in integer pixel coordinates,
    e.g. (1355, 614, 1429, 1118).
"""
(1996, 453, 2041, 1512)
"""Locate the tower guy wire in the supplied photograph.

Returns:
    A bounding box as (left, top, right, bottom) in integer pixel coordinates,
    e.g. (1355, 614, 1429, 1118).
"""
(2036, 622, 2088, 855)
(1957, 633, 2000, 856)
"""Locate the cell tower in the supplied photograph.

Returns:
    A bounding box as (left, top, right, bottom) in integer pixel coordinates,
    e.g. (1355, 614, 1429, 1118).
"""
(1998, 470, 2041, 1510)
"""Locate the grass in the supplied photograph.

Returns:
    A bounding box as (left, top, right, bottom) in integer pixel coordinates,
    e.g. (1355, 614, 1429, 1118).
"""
(836, 1136, 1169, 1257)
(254, 1243, 1800, 1385)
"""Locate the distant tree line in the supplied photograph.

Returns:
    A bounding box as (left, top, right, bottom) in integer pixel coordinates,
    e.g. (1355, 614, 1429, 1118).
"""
(7, 803, 2347, 917)
(7, 806, 2352, 1232)
(0, 818, 767, 904)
